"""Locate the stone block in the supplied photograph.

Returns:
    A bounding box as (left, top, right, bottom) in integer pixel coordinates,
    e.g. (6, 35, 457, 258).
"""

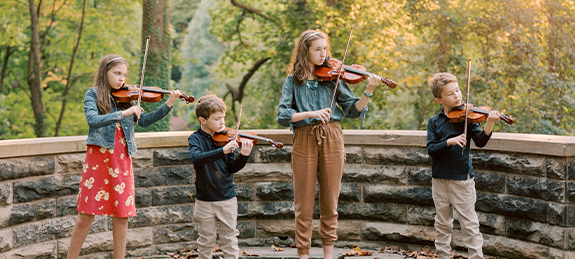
(363, 185, 433, 206)
(361, 222, 436, 244)
(1, 241, 57, 259)
(566, 228, 575, 250)
(58, 230, 114, 256)
(345, 146, 363, 164)
(13, 215, 107, 248)
(474, 170, 505, 193)
(547, 203, 567, 226)
(568, 158, 575, 180)
(477, 212, 505, 236)
(506, 175, 564, 202)
(482, 234, 551, 259)
(337, 220, 362, 240)
(13, 174, 80, 203)
(472, 151, 565, 179)
(506, 217, 565, 249)
(152, 185, 194, 206)
(256, 182, 293, 201)
(57, 195, 79, 217)
(134, 165, 194, 187)
(153, 223, 198, 244)
(56, 153, 85, 174)
(234, 163, 292, 182)
(236, 183, 255, 201)
(0, 205, 8, 228)
(0, 228, 12, 252)
(0, 156, 54, 181)
(363, 147, 431, 166)
(568, 205, 575, 227)
(131, 149, 153, 169)
(338, 202, 406, 223)
(238, 220, 256, 238)
(238, 201, 294, 219)
(9, 199, 56, 226)
(126, 227, 154, 248)
(406, 167, 432, 186)
(255, 219, 295, 237)
(0, 183, 12, 205)
(407, 206, 435, 226)
(476, 193, 547, 223)
(129, 204, 194, 228)
(567, 181, 575, 204)
(153, 147, 192, 166)
(342, 164, 407, 185)
(258, 146, 292, 163)
(339, 183, 360, 202)
(135, 188, 152, 208)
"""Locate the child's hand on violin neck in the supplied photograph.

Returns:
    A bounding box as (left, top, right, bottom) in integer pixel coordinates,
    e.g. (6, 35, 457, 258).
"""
(309, 108, 332, 124)
(165, 90, 182, 108)
(239, 138, 254, 156)
(223, 140, 239, 154)
(447, 134, 466, 148)
(365, 74, 381, 92)
(487, 110, 501, 123)
(122, 106, 144, 120)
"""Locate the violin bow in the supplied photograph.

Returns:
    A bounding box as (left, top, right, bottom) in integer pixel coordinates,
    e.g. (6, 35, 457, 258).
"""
(138, 35, 151, 107)
(230, 105, 243, 152)
(328, 26, 354, 110)
(462, 58, 471, 155)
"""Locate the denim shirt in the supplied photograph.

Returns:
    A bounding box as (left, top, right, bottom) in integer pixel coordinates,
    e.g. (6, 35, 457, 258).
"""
(276, 75, 367, 131)
(84, 87, 172, 156)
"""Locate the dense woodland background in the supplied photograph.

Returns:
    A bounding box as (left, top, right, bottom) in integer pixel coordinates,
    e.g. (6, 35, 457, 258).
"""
(1, 0, 574, 140)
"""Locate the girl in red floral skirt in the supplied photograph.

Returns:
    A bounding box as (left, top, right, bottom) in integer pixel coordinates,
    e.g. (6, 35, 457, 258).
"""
(67, 54, 181, 259)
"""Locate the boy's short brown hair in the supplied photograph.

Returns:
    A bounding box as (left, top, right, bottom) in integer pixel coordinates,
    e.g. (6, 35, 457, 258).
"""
(195, 94, 227, 120)
(428, 72, 458, 98)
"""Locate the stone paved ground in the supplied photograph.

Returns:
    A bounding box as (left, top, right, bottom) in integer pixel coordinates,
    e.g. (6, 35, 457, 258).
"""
(126, 246, 475, 259)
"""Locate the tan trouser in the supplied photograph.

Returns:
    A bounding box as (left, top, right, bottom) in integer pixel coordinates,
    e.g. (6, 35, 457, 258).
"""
(432, 175, 484, 259)
(292, 121, 345, 255)
(194, 197, 240, 259)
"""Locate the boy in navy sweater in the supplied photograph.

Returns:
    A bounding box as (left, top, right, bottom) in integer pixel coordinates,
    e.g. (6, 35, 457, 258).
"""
(188, 94, 253, 259)
(427, 73, 500, 259)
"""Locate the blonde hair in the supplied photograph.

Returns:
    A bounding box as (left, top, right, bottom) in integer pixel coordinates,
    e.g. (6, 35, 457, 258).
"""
(94, 54, 130, 114)
(195, 94, 227, 120)
(428, 72, 458, 98)
(286, 30, 332, 86)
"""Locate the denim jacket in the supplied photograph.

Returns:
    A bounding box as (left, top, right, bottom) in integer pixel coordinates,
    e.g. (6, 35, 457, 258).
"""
(84, 87, 172, 156)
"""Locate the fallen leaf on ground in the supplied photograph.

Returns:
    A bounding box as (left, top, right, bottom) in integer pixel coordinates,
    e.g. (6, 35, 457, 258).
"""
(271, 244, 285, 251)
(242, 251, 262, 256)
(340, 246, 373, 257)
(290, 244, 297, 248)
(213, 244, 222, 252)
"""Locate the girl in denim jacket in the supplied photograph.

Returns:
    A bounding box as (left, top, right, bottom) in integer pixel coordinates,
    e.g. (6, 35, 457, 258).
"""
(67, 54, 181, 259)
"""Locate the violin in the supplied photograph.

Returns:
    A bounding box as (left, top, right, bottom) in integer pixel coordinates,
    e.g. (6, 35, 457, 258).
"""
(315, 57, 397, 89)
(213, 127, 284, 149)
(112, 84, 195, 104)
(448, 103, 515, 125)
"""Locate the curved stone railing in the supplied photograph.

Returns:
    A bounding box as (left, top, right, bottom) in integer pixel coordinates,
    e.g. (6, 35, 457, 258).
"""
(0, 130, 574, 258)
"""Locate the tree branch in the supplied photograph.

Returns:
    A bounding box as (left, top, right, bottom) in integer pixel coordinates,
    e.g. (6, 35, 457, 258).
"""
(9, 70, 31, 98)
(55, 0, 87, 136)
(225, 57, 270, 106)
(230, 0, 277, 23)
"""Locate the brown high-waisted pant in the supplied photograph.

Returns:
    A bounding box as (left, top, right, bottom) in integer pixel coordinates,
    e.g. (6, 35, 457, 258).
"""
(292, 121, 345, 255)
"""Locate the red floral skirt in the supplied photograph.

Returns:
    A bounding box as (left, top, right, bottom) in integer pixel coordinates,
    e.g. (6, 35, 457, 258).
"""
(77, 123, 136, 217)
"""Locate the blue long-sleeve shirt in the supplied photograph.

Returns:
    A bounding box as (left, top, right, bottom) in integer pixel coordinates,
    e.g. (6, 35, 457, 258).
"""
(188, 128, 249, 201)
(426, 108, 492, 180)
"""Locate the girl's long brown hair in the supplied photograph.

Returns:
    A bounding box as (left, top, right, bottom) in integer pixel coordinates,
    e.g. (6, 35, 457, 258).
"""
(94, 54, 131, 114)
(286, 30, 332, 86)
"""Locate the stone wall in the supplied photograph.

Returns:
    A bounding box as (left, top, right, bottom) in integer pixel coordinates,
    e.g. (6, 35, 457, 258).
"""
(1, 130, 575, 258)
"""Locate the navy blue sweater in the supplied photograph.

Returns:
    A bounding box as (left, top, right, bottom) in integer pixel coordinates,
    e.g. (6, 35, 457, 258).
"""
(426, 108, 492, 180)
(188, 128, 249, 201)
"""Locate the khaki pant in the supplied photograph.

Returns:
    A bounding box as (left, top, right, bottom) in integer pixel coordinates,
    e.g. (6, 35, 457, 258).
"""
(432, 175, 484, 259)
(194, 197, 240, 259)
(292, 121, 345, 255)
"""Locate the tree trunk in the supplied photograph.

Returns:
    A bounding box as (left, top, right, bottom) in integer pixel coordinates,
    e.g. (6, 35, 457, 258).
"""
(54, 0, 87, 136)
(138, 0, 172, 132)
(28, 0, 46, 137)
(0, 45, 11, 94)
(436, 0, 451, 72)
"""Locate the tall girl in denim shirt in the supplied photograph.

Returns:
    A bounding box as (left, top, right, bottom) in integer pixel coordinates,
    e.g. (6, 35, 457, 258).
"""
(66, 54, 181, 259)
(276, 30, 382, 259)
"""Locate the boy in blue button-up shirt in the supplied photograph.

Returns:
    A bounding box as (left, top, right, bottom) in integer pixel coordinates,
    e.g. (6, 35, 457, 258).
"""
(426, 72, 500, 259)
